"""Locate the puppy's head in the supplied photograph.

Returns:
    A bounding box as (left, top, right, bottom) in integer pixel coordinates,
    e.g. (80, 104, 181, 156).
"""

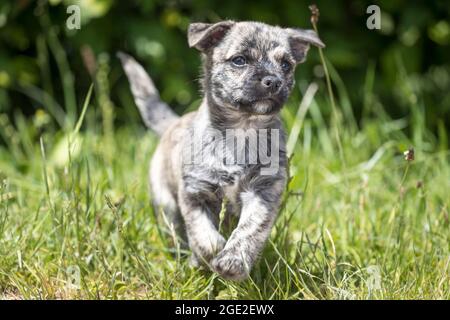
(188, 21, 324, 115)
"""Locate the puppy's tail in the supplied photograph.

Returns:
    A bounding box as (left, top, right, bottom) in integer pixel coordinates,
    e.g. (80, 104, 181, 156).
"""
(117, 52, 179, 136)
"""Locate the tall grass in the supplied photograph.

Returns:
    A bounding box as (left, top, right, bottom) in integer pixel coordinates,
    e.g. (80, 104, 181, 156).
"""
(0, 22, 449, 300)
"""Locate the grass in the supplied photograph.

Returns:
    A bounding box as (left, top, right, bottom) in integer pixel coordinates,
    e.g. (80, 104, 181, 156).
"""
(0, 39, 449, 299)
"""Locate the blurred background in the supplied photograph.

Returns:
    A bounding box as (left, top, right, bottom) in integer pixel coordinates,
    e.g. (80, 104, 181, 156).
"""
(0, 0, 449, 146)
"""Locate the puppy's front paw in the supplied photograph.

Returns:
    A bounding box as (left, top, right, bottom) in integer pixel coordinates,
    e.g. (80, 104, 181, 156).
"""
(194, 233, 226, 264)
(189, 254, 201, 268)
(211, 249, 249, 281)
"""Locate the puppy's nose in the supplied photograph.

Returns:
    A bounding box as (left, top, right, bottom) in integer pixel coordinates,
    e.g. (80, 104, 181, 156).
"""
(261, 76, 282, 93)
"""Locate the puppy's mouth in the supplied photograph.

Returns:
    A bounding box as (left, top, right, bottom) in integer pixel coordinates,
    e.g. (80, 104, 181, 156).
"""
(238, 97, 283, 115)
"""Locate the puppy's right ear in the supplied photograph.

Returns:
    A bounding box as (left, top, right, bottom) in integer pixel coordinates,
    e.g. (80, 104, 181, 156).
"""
(286, 28, 325, 64)
(188, 21, 235, 52)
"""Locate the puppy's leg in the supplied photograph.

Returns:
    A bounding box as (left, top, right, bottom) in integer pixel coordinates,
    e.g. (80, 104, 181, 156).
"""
(178, 190, 226, 264)
(211, 180, 285, 280)
(150, 150, 185, 243)
(151, 188, 184, 240)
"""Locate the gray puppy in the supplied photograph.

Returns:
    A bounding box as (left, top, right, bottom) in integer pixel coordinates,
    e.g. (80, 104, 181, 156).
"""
(119, 21, 324, 280)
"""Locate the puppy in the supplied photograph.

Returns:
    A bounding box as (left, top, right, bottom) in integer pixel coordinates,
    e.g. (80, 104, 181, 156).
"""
(119, 21, 324, 280)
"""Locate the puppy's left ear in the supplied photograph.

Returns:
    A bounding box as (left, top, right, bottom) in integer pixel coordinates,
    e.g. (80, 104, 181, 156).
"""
(188, 21, 235, 52)
(286, 29, 325, 63)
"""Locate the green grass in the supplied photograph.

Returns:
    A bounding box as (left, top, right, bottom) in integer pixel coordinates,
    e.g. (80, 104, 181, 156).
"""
(0, 52, 449, 299)
(1, 101, 449, 299)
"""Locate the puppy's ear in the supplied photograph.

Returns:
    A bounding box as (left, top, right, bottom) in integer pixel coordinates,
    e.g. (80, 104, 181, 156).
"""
(188, 21, 235, 52)
(286, 29, 325, 63)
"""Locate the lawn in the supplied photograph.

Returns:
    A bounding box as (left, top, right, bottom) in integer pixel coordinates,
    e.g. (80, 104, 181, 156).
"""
(0, 61, 449, 299)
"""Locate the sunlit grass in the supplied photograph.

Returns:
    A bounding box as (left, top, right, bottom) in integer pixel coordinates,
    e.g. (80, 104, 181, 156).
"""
(0, 76, 449, 299)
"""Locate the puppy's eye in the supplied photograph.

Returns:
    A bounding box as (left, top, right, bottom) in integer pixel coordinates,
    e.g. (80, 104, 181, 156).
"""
(231, 56, 246, 66)
(281, 60, 292, 71)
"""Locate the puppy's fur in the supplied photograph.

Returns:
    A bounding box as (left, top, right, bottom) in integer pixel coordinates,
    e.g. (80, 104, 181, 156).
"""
(119, 21, 324, 280)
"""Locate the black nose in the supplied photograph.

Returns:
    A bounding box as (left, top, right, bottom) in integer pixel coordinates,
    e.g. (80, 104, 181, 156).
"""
(261, 76, 282, 93)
